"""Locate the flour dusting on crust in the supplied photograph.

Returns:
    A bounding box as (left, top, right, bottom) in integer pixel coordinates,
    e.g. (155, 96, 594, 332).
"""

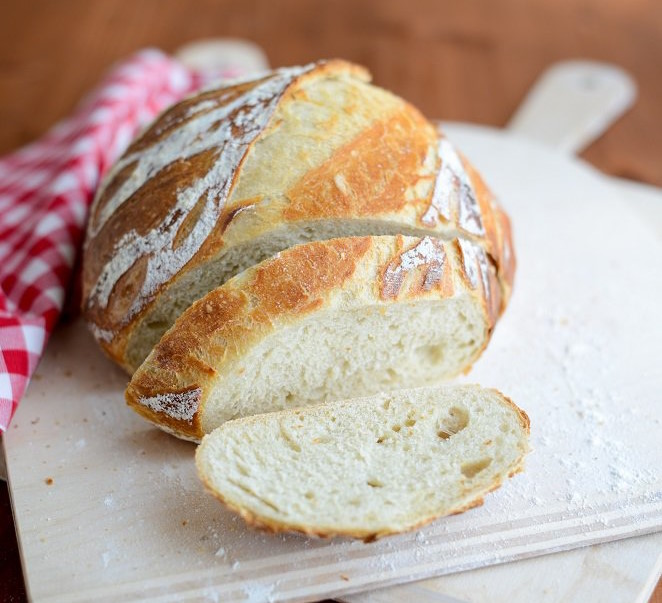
(382, 237, 447, 299)
(87, 63, 317, 331)
(422, 137, 485, 237)
(88, 322, 114, 343)
(139, 388, 202, 423)
(458, 238, 490, 302)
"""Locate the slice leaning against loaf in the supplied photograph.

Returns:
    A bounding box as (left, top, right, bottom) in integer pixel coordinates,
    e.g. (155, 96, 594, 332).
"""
(126, 235, 502, 441)
(195, 385, 530, 540)
(82, 59, 514, 373)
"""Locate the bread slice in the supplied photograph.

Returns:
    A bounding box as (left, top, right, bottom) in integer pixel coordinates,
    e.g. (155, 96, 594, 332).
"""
(195, 385, 530, 540)
(126, 235, 502, 441)
(82, 60, 514, 373)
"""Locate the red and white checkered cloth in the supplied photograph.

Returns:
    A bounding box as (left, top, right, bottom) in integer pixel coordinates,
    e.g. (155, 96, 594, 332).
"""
(0, 49, 241, 431)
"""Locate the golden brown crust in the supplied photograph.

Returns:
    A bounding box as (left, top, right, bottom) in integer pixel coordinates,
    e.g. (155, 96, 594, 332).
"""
(251, 237, 372, 315)
(284, 110, 437, 220)
(494, 388, 531, 434)
(494, 205, 516, 304)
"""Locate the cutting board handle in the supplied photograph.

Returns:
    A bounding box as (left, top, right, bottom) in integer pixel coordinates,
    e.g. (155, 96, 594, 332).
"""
(506, 60, 636, 155)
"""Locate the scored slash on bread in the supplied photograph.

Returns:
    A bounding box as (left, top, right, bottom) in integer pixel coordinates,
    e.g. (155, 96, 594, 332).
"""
(82, 60, 514, 374)
(195, 385, 530, 541)
(125, 235, 501, 441)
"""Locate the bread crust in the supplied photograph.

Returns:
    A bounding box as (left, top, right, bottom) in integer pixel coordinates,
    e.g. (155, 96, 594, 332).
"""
(126, 235, 502, 440)
(83, 60, 515, 373)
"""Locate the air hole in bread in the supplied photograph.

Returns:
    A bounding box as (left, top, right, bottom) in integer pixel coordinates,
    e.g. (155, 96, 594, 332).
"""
(461, 457, 492, 478)
(392, 424, 401, 433)
(367, 479, 384, 488)
(382, 400, 391, 411)
(304, 491, 315, 500)
(415, 344, 444, 363)
(405, 418, 416, 427)
(437, 405, 469, 439)
(448, 406, 469, 429)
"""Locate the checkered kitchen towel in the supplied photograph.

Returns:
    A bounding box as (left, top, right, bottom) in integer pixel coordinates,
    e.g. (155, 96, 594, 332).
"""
(0, 49, 242, 431)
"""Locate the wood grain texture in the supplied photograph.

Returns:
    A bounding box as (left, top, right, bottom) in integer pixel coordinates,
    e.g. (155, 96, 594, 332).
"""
(0, 0, 661, 184)
(1, 1, 661, 601)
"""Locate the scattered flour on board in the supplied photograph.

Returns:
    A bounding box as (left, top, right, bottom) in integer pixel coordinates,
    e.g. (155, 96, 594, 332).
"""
(101, 551, 111, 568)
(241, 580, 279, 603)
(200, 588, 220, 603)
(422, 136, 485, 237)
(479, 300, 661, 519)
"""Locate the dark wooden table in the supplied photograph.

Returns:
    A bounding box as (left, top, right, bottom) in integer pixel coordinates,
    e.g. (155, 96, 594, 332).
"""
(1, 1, 661, 601)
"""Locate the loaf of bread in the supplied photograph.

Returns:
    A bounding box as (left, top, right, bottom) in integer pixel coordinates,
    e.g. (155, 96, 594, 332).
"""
(196, 385, 530, 540)
(82, 60, 514, 374)
(126, 235, 501, 440)
(84, 59, 529, 536)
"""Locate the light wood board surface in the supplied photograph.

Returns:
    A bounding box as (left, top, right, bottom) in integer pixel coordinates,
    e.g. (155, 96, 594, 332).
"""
(343, 531, 662, 603)
(4, 125, 661, 602)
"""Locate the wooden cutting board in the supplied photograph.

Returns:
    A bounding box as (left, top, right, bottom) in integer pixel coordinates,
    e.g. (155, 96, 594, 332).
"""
(344, 531, 662, 603)
(4, 124, 661, 602)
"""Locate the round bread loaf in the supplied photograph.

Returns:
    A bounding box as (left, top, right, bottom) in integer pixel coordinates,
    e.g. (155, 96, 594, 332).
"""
(82, 60, 514, 373)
